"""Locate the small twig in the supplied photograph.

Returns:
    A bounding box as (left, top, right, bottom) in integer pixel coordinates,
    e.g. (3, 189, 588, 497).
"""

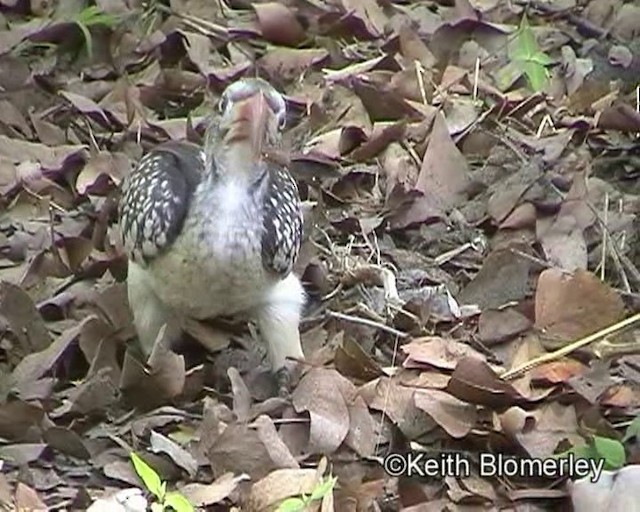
(509, 248, 550, 269)
(618, 252, 640, 288)
(501, 312, 640, 380)
(472, 56, 479, 101)
(600, 192, 609, 281)
(415, 60, 428, 105)
(434, 242, 474, 266)
(326, 310, 409, 339)
(583, 194, 632, 293)
(23, 186, 67, 213)
(320, 282, 343, 302)
(154, 3, 228, 37)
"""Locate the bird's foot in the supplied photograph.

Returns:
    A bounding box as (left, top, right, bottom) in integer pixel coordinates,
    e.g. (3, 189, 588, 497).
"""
(275, 367, 291, 397)
(275, 360, 301, 397)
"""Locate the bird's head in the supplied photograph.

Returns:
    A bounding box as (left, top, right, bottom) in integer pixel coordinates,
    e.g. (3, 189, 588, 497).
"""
(205, 78, 286, 180)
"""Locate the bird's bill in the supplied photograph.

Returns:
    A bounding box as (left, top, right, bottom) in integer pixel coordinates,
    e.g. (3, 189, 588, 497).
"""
(224, 91, 272, 157)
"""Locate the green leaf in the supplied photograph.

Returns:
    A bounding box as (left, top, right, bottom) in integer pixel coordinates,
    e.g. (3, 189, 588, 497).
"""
(494, 60, 524, 91)
(164, 492, 194, 512)
(276, 497, 307, 512)
(522, 61, 549, 92)
(508, 13, 552, 92)
(131, 452, 165, 500)
(75, 6, 120, 27)
(72, 6, 121, 59)
(593, 436, 626, 469)
(73, 21, 93, 60)
(511, 14, 537, 61)
(623, 415, 640, 442)
(309, 476, 337, 502)
(554, 443, 596, 460)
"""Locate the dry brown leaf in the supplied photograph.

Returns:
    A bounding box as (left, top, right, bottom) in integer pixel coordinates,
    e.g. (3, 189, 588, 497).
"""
(14, 482, 47, 511)
(149, 430, 198, 478)
(402, 336, 486, 371)
(207, 423, 274, 480)
(340, 0, 388, 37)
(458, 248, 531, 310)
(531, 360, 588, 385)
(247, 466, 323, 511)
(535, 268, 625, 342)
(254, 414, 299, 469)
(360, 376, 436, 440)
(0, 280, 51, 352)
(260, 48, 328, 82)
(414, 112, 471, 213)
(291, 368, 350, 454)
(12, 315, 94, 386)
(413, 389, 477, 438)
(447, 357, 523, 408)
(180, 473, 249, 507)
(514, 402, 583, 459)
(478, 307, 532, 345)
(254, 3, 306, 47)
(599, 384, 640, 408)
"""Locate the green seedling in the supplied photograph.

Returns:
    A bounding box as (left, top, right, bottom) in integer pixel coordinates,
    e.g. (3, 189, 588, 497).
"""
(10, 5, 121, 60)
(555, 434, 626, 471)
(497, 14, 553, 92)
(622, 414, 640, 443)
(130, 452, 194, 512)
(276, 475, 338, 512)
(510, 14, 553, 91)
(73, 5, 121, 59)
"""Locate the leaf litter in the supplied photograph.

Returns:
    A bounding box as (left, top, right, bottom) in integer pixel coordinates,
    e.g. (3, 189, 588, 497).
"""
(0, 0, 640, 510)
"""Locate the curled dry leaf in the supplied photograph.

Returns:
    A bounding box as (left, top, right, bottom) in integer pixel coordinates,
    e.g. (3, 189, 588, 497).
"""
(11, 315, 95, 387)
(446, 357, 523, 408)
(75, 151, 130, 195)
(149, 430, 198, 478)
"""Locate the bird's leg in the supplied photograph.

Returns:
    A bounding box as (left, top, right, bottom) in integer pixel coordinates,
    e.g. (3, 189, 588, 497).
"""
(256, 273, 305, 396)
(127, 262, 181, 359)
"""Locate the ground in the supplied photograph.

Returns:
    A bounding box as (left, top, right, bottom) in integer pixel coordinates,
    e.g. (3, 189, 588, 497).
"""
(0, 0, 639, 510)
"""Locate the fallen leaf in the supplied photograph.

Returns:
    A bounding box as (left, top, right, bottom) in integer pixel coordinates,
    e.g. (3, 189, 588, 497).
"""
(535, 268, 625, 342)
(447, 357, 523, 407)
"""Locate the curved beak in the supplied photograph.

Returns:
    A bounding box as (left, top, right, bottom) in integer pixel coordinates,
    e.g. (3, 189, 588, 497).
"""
(224, 91, 272, 157)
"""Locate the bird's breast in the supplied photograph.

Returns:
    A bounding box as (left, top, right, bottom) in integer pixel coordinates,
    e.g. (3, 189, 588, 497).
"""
(144, 179, 270, 319)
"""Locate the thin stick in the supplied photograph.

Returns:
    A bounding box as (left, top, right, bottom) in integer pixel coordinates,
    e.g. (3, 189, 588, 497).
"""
(501, 312, 640, 380)
(600, 192, 608, 281)
(326, 310, 409, 339)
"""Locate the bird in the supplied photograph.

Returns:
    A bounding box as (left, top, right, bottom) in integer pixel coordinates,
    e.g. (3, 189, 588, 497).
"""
(117, 77, 305, 393)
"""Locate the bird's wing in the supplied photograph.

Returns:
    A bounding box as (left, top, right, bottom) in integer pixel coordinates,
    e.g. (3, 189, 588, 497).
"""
(261, 165, 303, 278)
(118, 141, 205, 264)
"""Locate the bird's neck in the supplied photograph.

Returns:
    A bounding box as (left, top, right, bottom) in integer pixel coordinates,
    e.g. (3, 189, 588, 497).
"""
(204, 141, 266, 189)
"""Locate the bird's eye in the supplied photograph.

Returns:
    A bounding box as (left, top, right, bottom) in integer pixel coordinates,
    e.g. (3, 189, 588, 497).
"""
(218, 94, 228, 113)
(264, 91, 286, 130)
(277, 111, 286, 129)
